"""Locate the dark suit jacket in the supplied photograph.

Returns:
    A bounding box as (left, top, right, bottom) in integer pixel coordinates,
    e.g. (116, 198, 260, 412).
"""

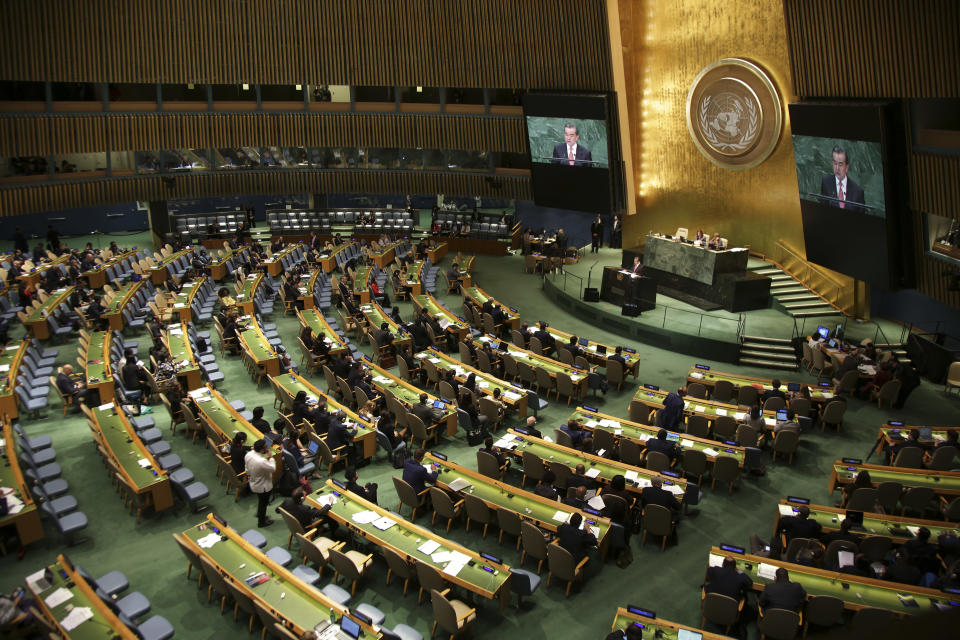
(56, 372, 79, 396)
(759, 580, 807, 611)
(551, 143, 593, 167)
(557, 522, 597, 561)
(326, 418, 356, 451)
(645, 437, 679, 461)
(705, 566, 753, 600)
(820, 174, 865, 207)
(279, 497, 330, 529)
(641, 486, 680, 512)
(566, 474, 592, 490)
(779, 515, 822, 541)
(402, 458, 438, 494)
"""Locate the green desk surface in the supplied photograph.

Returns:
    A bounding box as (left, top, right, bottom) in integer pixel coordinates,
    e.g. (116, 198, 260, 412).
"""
(472, 335, 587, 379)
(157, 248, 191, 268)
(359, 302, 405, 340)
(0, 341, 26, 400)
(415, 348, 527, 403)
(191, 385, 264, 442)
(878, 425, 960, 449)
(264, 245, 302, 268)
(308, 482, 510, 599)
(710, 547, 953, 614)
(568, 407, 746, 465)
(612, 608, 731, 640)
(463, 287, 521, 322)
(413, 294, 470, 331)
(497, 429, 689, 500)
(236, 273, 263, 303)
(633, 387, 780, 425)
(169, 277, 205, 309)
(776, 500, 960, 543)
(460, 256, 475, 272)
(686, 368, 836, 403)
(405, 261, 424, 286)
(164, 324, 201, 373)
(365, 360, 455, 421)
(29, 556, 135, 640)
(208, 247, 242, 267)
(26, 287, 75, 322)
(239, 321, 277, 362)
(353, 265, 371, 293)
(81, 250, 136, 277)
(105, 280, 144, 313)
(425, 453, 611, 544)
(84, 332, 110, 385)
(182, 519, 346, 634)
(298, 310, 349, 351)
(271, 374, 376, 440)
(831, 462, 960, 495)
(1, 422, 37, 530)
(372, 242, 401, 261)
(546, 328, 641, 370)
(93, 404, 167, 489)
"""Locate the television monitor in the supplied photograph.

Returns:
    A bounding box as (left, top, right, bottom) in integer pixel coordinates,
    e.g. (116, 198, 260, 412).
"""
(817, 325, 830, 340)
(789, 102, 909, 288)
(578, 337, 589, 347)
(339, 615, 361, 639)
(776, 409, 788, 422)
(523, 93, 615, 213)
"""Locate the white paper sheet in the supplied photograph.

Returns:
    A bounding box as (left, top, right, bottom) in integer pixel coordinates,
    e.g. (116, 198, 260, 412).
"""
(587, 496, 606, 510)
(25, 569, 52, 593)
(351, 510, 379, 525)
(196, 533, 221, 548)
(372, 516, 396, 531)
(681, 439, 694, 448)
(431, 551, 451, 563)
(778, 504, 795, 516)
(584, 468, 601, 478)
(60, 606, 93, 631)
(702, 447, 719, 457)
(418, 540, 441, 555)
(624, 470, 639, 482)
(757, 563, 778, 580)
(44, 587, 73, 608)
(708, 553, 725, 568)
(447, 478, 471, 492)
(552, 510, 570, 523)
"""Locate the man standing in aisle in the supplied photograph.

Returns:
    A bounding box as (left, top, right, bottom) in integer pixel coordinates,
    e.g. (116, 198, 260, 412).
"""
(245, 439, 277, 528)
(590, 215, 604, 254)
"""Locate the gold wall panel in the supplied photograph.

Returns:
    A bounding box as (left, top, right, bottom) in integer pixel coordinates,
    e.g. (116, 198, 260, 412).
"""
(0, 0, 613, 89)
(618, 0, 804, 258)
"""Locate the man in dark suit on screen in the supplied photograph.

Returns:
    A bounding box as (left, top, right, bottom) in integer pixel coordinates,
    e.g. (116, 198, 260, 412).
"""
(819, 145, 865, 210)
(551, 124, 593, 166)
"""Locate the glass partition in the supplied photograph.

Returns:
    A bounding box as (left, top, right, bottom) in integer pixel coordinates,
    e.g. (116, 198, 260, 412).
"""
(53, 153, 107, 174)
(1, 157, 48, 178)
(447, 149, 489, 172)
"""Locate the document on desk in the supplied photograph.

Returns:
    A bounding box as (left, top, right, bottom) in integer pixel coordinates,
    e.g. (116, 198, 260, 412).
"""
(694, 405, 706, 413)
(314, 493, 338, 507)
(681, 439, 694, 448)
(137, 458, 151, 468)
(431, 551, 452, 564)
(589, 526, 600, 538)
(585, 420, 598, 428)
(418, 540, 441, 555)
(624, 470, 639, 483)
(196, 533, 222, 549)
(601, 419, 620, 429)
(373, 375, 392, 385)
(665, 484, 684, 495)
(757, 563, 778, 580)
(708, 553, 725, 568)
(351, 510, 379, 525)
(702, 448, 719, 457)
(60, 606, 93, 631)
(44, 587, 73, 608)
(503, 391, 521, 402)
(552, 509, 571, 523)
(715, 408, 727, 416)
(587, 496, 606, 510)
(584, 468, 601, 478)
(447, 478, 471, 492)
(372, 516, 396, 531)
(777, 504, 795, 516)
(734, 412, 746, 420)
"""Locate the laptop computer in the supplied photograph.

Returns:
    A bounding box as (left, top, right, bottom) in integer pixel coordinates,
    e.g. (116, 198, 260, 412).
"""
(306, 439, 320, 456)
(339, 615, 362, 639)
(918, 427, 933, 440)
(596, 344, 607, 355)
(432, 400, 445, 410)
(578, 337, 589, 347)
(845, 510, 865, 529)
(786, 382, 801, 392)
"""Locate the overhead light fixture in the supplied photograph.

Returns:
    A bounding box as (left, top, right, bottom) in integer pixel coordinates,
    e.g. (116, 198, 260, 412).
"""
(242, 83, 250, 90)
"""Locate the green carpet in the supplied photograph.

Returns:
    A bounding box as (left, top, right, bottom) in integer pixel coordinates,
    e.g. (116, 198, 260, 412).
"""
(2, 233, 957, 640)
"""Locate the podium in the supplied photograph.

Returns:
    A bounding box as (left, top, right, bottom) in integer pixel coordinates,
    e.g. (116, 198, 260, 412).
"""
(600, 266, 657, 311)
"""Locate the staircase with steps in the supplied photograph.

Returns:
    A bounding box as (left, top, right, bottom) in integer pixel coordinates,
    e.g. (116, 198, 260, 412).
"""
(751, 264, 844, 319)
(739, 335, 799, 371)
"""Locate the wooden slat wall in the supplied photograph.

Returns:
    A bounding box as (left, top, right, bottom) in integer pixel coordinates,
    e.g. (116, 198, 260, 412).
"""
(0, 113, 524, 156)
(0, 171, 531, 217)
(0, 0, 613, 90)
(783, 0, 960, 98)
(910, 153, 960, 307)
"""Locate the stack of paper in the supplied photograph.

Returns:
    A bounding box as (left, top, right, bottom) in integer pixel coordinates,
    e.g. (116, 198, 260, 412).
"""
(708, 553, 725, 568)
(431, 551, 451, 563)
(372, 516, 396, 531)
(60, 607, 93, 631)
(447, 478, 471, 492)
(314, 494, 338, 507)
(585, 420, 599, 428)
(587, 495, 606, 510)
(45, 587, 74, 608)
(584, 468, 601, 478)
(351, 510, 379, 525)
(757, 563, 778, 580)
(777, 504, 795, 516)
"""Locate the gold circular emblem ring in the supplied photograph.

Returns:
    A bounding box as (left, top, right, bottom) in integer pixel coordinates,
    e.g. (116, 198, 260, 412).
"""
(686, 58, 782, 170)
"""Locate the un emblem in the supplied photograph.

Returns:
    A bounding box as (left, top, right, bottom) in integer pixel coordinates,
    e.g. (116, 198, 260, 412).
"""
(687, 58, 782, 170)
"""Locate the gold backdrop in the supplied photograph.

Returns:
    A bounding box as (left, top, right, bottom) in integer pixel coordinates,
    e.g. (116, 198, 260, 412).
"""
(618, 0, 804, 257)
